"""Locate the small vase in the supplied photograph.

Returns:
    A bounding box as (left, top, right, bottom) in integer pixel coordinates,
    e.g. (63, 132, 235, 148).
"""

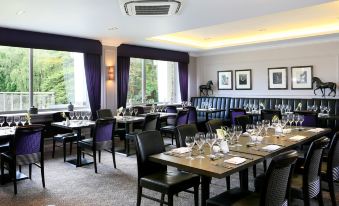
(220, 140, 229, 154)
(68, 102, 74, 111)
(275, 122, 283, 136)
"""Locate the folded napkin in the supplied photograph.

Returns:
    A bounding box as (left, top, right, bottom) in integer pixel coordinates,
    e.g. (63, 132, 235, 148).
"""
(289, 135, 306, 141)
(242, 132, 250, 136)
(262, 145, 281, 151)
(224, 157, 247, 165)
(308, 128, 325, 133)
(171, 147, 191, 154)
(283, 128, 292, 134)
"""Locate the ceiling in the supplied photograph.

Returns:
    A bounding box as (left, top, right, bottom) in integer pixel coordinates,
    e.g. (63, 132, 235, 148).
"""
(0, 0, 338, 55)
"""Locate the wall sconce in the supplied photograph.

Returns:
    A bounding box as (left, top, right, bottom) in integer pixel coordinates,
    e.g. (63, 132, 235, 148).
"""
(107, 66, 115, 81)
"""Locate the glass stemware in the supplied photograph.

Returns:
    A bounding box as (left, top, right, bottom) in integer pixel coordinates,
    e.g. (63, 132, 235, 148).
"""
(262, 120, 270, 136)
(194, 132, 206, 159)
(299, 115, 304, 130)
(75, 111, 81, 120)
(227, 127, 235, 147)
(206, 133, 217, 156)
(0, 116, 4, 127)
(185, 136, 195, 160)
(234, 125, 243, 147)
(69, 111, 75, 120)
(14, 116, 20, 126)
(294, 114, 299, 129)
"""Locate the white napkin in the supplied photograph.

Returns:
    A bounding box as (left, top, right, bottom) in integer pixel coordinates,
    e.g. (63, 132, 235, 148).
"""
(289, 135, 306, 141)
(308, 128, 325, 133)
(262, 145, 281, 151)
(171, 147, 191, 154)
(242, 132, 250, 136)
(283, 128, 292, 134)
(224, 157, 247, 165)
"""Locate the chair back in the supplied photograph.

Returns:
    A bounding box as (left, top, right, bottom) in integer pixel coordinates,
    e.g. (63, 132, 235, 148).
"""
(205, 119, 227, 133)
(327, 132, 339, 181)
(185, 106, 197, 124)
(235, 115, 250, 132)
(294, 111, 318, 127)
(303, 136, 330, 202)
(175, 124, 198, 147)
(261, 109, 282, 122)
(135, 131, 166, 178)
(52, 112, 69, 122)
(143, 114, 159, 131)
(12, 125, 44, 155)
(97, 109, 113, 118)
(132, 106, 145, 115)
(176, 110, 188, 126)
(166, 106, 177, 125)
(260, 150, 298, 206)
(94, 118, 116, 142)
(229, 108, 246, 125)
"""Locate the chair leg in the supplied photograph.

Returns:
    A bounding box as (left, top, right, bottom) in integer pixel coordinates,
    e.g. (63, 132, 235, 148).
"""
(98, 150, 101, 163)
(63, 141, 66, 162)
(263, 160, 267, 172)
(171, 134, 174, 145)
(1, 157, 4, 185)
(194, 185, 199, 206)
(253, 165, 257, 177)
(318, 189, 324, 206)
(41, 161, 45, 188)
(18, 165, 21, 172)
(12, 163, 17, 194)
(52, 140, 56, 158)
(137, 185, 142, 206)
(328, 180, 337, 206)
(70, 141, 73, 155)
(112, 147, 117, 169)
(168, 193, 173, 206)
(29, 164, 32, 179)
(93, 149, 97, 173)
(127, 138, 130, 156)
(226, 176, 231, 190)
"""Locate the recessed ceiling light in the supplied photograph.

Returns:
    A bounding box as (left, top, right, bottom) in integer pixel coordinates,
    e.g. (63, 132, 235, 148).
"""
(16, 10, 25, 15)
(108, 27, 118, 31)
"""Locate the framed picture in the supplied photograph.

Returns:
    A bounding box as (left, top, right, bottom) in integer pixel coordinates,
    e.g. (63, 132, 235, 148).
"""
(235, 69, 252, 90)
(217, 70, 233, 90)
(268, 67, 288, 89)
(291, 66, 313, 89)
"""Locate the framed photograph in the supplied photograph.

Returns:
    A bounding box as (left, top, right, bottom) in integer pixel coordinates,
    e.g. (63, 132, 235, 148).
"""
(218, 70, 233, 90)
(291, 66, 313, 89)
(235, 69, 252, 90)
(268, 67, 288, 89)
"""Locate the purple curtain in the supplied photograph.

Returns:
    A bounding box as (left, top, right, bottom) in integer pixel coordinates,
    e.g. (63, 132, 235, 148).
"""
(84, 53, 101, 120)
(178, 62, 188, 101)
(117, 56, 130, 108)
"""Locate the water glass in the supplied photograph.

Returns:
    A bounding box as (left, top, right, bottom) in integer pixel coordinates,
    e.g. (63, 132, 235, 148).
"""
(14, 116, 20, 126)
(75, 111, 81, 120)
(294, 114, 299, 129)
(194, 132, 206, 159)
(228, 127, 235, 147)
(234, 125, 243, 146)
(299, 115, 304, 130)
(0, 116, 4, 127)
(262, 120, 270, 136)
(206, 133, 217, 156)
(185, 136, 195, 160)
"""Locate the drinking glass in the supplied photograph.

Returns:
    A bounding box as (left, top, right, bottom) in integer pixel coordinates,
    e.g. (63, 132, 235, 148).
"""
(246, 124, 254, 135)
(288, 114, 294, 128)
(281, 116, 288, 128)
(14, 116, 20, 126)
(122, 108, 126, 116)
(75, 111, 80, 120)
(133, 108, 138, 116)
(7, 116, 14, 127)
(206, 133, 217, 156)
(234, 125, 243, 147)
(0, 116, 4, 127)
(194, 133, 206, 159)
(262, 120, 270, 136)
(299, 115, 304, 130)
(228, 127, 235, 147)
(320, 105, 325, 114)
(185, 136, 195, 160)
(294, 114, 299, 129)
(69, 111, 75, 120)
(326, 107, 331, 114)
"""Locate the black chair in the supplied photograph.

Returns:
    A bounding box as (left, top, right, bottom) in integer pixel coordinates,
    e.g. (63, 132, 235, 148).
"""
(160, 110, 188, 145)
(52, 112, 79, 162)
(175, 124, 199, 148)
(290, 136, 330, 206)
(205, 119, 228, 133)
(165, 105, 178, 126)
(229, 108, 246, 125)
(207, 150, 298, 206)
(77, 118, 117, 173)
(131, 106, 145, 115)
(321, 132, 339, 206)
(125, 113, 159, 155)
(293, 111, 318, 127)
(186, 106, 198, 125)
(260, 109, 282, 122)
(1, 125, 45, 194)
(135, 131, 200, 206)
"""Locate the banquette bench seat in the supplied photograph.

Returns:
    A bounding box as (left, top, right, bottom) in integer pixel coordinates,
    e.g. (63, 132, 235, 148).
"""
(191, 96, 339, 130)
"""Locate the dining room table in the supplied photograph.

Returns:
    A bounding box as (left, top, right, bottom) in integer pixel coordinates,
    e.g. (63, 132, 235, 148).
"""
(51, 120, 96, 167)
(178, 107, 226, 121)
(149, 126, 331, 206)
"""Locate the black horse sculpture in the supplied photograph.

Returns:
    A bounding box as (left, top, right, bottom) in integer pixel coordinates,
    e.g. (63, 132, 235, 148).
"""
(312, 77, 336, 97)
(199, 80, 213, 96)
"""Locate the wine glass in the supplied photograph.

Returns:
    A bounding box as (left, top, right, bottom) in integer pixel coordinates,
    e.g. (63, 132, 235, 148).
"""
(262, 120, 270, 136)
(194, 133, 205, 159)
(75, 111, 80, 120)
(8, 116, 15, 127)
(0, 116, 4, 127)
(227, 127, 235, 147)
(294, 114, 299, 129)
(122, 108, 126, 116)
(206, 133, 217, 156)
(185, 136, 195, 160)
(14, 116, 20, 126)
(326, 107, 331, 114)
(246, 124, 254, 135)
(69, 111, 75, 120)
(234, 125, 243, 147)
(299, 115, 304, 130)
(288, 114, 294, 128)
(133, 108, 138, 116)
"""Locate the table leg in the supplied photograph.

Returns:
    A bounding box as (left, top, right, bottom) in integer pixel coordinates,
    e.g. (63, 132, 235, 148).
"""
(239, 168, 249, 191)
(205, 113, 209, 122)
(69, 128, 93, 167)
(201, 175, 211, 206)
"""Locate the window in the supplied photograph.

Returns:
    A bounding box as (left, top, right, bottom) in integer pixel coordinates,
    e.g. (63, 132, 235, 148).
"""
(127, 58, 181, 104)
(0, 45, 89, 112)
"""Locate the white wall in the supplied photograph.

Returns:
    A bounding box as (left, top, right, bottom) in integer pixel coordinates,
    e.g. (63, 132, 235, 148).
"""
(196, 41, 339, 99)
(188, 56, 198, 98)
(102, 46, 117, 110)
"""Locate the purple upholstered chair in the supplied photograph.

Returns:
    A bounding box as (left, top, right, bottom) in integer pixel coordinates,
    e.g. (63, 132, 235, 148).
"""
(229, 108, 246, 125)
(78, 118, 116, 173)
(294, 111, 318, 127)
(160, 110, 188, 145)
(165, 106, 177, 126)
(185, 106, 197, 125)
(1, 125, 45, 194)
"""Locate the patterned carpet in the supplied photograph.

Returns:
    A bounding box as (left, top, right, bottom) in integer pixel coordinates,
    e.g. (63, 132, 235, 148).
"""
(0, 138, 337, 206)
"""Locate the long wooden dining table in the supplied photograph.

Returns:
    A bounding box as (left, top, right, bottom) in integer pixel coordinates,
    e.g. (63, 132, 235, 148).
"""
(149, 126, 331, 206)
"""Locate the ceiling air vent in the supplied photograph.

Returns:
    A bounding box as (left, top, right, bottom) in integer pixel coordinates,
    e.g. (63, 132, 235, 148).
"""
(120, 0, 183, 16)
